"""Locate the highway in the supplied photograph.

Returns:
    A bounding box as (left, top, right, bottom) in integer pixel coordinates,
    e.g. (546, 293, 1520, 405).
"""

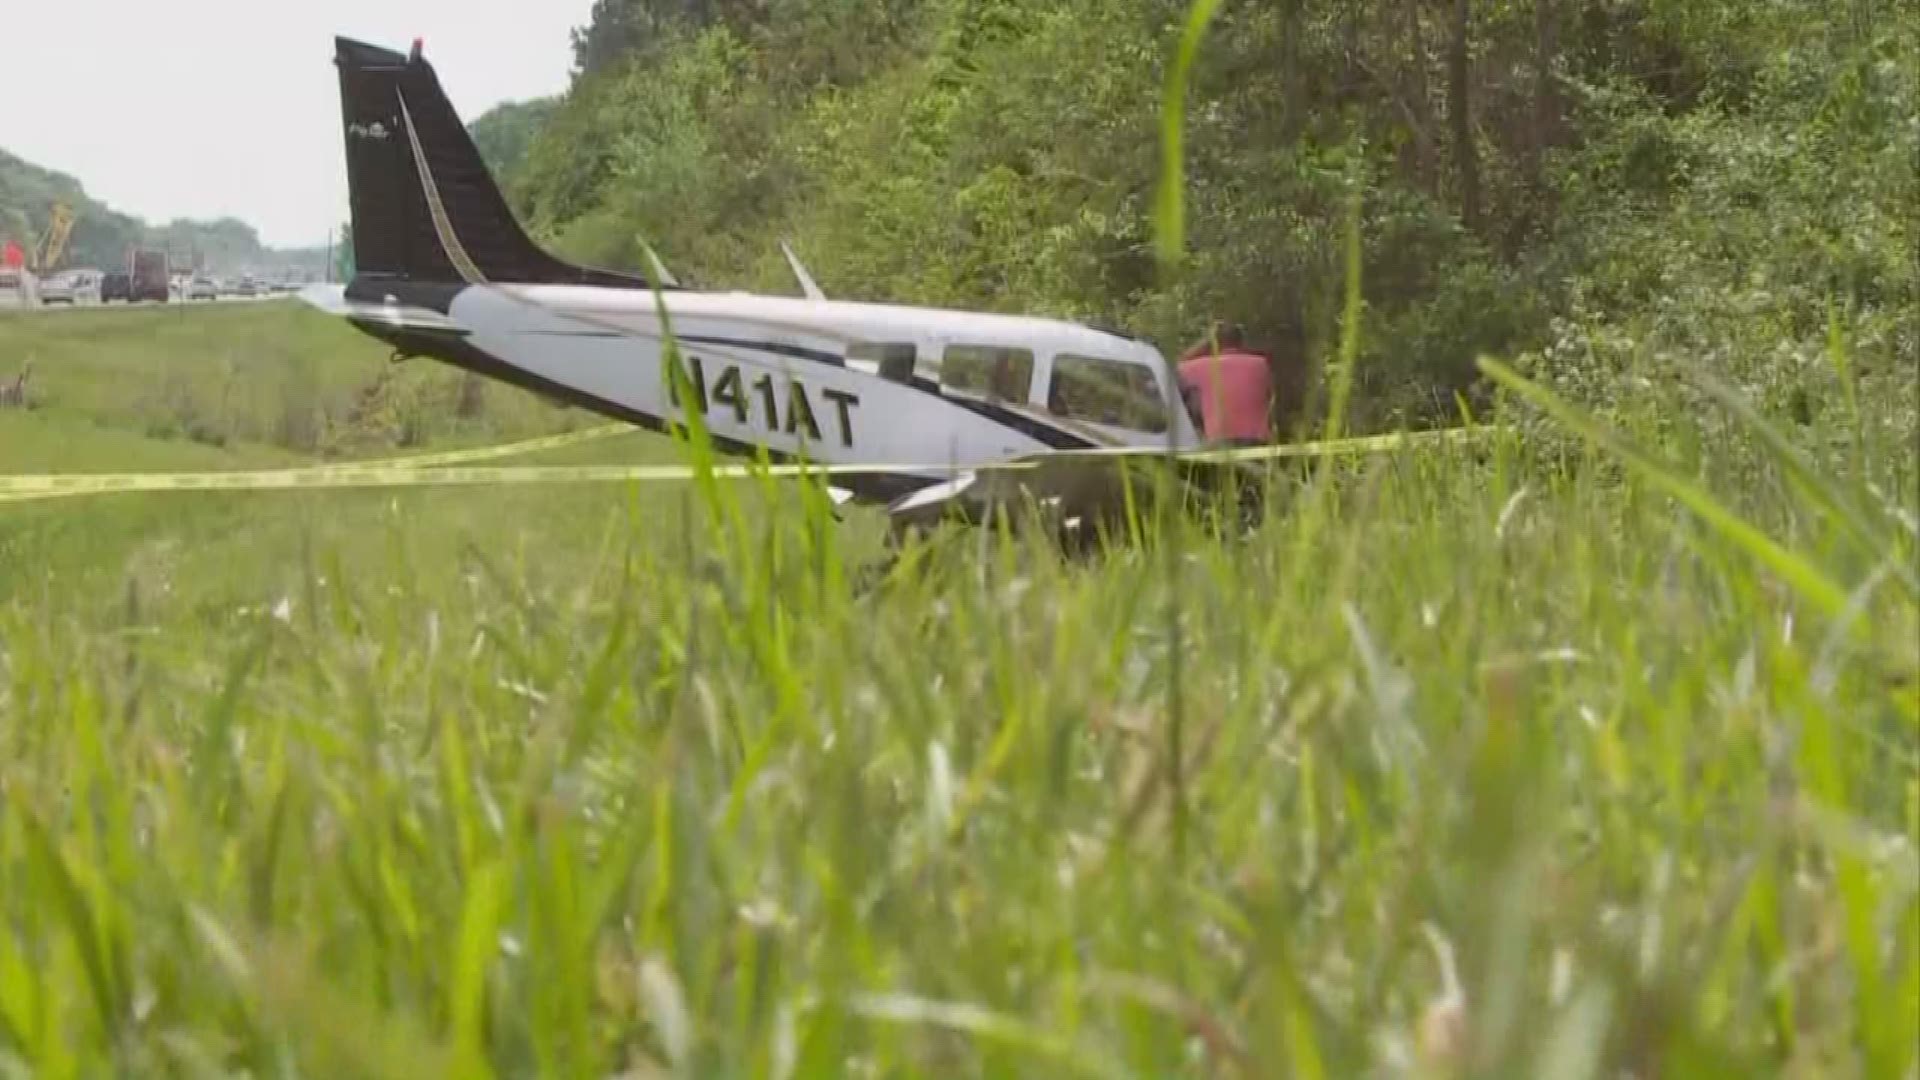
(0, 293, 293, 316)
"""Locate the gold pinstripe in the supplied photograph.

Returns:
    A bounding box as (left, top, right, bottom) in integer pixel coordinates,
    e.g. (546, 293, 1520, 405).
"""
(397, 91, 487, 285)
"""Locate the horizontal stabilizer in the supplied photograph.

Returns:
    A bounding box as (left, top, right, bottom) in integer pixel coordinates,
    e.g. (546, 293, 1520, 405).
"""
(298, 282, 469, 336)
(297, 282, 350, 313)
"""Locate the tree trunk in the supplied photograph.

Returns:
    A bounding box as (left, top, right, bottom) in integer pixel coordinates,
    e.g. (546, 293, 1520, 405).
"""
(1402, 0, 1436, 188)
(1342, 0, 1363, 99)
(1282, 0, 1305, 140)
(1532, 0, 1560, 169)
(455, 373, 486, 419)
(1449, 0, 1480, 231)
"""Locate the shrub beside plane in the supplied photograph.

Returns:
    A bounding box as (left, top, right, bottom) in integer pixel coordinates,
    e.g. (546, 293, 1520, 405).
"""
(306, 36, 1446, 538)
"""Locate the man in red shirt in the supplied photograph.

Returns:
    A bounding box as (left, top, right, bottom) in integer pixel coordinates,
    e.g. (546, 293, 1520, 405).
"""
(1177, 322, 1273, 446)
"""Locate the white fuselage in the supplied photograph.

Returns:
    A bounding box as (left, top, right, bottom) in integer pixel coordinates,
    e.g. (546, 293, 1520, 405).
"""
(360, 281, 1203, 484)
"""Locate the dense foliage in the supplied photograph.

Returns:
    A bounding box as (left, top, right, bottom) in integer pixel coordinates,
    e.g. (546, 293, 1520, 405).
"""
(470, 98, 563, 192)
(0, 149, 145, 271)
(502, 0, 1913, 430)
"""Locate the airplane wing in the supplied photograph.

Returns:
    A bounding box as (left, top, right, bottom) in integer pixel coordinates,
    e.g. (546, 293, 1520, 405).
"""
(882, 425, 1508, 533)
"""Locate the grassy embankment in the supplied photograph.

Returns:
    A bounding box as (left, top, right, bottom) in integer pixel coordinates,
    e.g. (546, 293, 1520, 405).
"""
(0, 291, 1915, 1077)
(0, 302, 735, 611)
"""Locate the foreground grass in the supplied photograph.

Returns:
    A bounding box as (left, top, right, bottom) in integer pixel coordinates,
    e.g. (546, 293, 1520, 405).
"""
(1, 300, 1915, 1077)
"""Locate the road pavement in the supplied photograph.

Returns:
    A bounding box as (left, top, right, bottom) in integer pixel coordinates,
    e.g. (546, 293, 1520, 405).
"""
(0, 292, 294, 316)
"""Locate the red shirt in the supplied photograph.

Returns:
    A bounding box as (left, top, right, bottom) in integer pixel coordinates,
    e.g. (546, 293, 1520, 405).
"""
(1177, 349, 1272, 442)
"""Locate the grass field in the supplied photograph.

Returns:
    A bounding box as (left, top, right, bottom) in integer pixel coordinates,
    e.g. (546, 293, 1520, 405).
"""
(1, 300, 1915, 1078)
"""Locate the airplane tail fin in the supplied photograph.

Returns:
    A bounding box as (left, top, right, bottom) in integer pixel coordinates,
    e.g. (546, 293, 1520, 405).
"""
(333, 36, 660, 291)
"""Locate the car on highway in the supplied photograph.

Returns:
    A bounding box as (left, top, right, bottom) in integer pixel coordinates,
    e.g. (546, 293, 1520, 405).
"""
(186, 276, 218, 301)
(0, 268, 30, 309)
(38, 273, 77, 305)
(66, 270, 104, 303)
(100, 272, 133, 303)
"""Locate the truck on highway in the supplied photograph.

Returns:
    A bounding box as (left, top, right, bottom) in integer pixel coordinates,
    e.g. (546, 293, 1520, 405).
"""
(100, 271, 133, 303)
(129, 249, 170, 303)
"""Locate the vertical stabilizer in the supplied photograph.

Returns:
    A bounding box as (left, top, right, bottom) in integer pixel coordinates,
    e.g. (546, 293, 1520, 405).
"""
(333, 36, 662, 291)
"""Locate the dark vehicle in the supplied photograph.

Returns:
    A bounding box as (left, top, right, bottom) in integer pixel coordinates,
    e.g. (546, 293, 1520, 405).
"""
(129, 249, 170, 303)
(100, 272, 133, 302)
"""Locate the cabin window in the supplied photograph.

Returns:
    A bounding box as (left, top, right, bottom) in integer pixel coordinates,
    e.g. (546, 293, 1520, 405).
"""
(849, 341, 920, 383)
(940, 345, 1034, 403)
(1047, 354, 1169, 433)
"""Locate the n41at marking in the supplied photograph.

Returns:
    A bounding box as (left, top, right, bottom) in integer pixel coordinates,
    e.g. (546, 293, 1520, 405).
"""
(668, 357, 859, 448)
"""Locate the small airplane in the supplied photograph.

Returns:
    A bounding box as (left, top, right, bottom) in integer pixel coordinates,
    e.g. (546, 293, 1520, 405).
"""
(306, 36, 1466, 540)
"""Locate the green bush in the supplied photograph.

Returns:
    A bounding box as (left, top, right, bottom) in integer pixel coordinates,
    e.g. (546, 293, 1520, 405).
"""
(507, 0, 1914, 435)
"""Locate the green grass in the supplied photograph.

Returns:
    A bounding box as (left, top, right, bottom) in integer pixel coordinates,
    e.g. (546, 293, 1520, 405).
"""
(0, 301, 627, 471)
(1, 292, 1914, 1077)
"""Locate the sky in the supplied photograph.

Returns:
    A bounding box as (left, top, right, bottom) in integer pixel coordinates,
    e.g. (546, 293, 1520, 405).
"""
(1, 0, 598, 250)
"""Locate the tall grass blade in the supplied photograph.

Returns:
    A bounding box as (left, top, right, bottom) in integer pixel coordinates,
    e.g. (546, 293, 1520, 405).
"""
(848, 993, 1133, 1079)
(1153, 0, 1223, 270)
(1323, 187, 1364, 445)
(1477, 356, 1852, 620)
(1677, 362, 1904, 588)
(15, 804, 125, 1037)
(447, 860, 506, 1078)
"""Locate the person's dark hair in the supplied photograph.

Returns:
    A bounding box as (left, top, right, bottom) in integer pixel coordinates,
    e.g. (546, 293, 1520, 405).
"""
(1213, 320, 1247, 349)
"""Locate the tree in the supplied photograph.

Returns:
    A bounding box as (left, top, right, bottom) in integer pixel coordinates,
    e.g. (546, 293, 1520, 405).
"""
(510, 0, 1916, 427)
(332, 221, 354, 282)
(1448, 0, 1479, 232)
(471, 98, 561, 193)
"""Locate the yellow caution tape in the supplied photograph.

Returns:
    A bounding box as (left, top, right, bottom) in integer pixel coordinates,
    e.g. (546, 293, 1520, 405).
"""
(0, 461, 920, 500)
(1185, 426, 1496, 462)
(303, 422, 633, 471)
(1021, 425, 1496, 465)
(0, 423, 633, 504)
(0, 425, 1503, 505)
